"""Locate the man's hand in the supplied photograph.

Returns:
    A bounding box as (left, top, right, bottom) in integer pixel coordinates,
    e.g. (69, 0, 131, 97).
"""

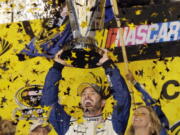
(54, 50, 72, 67)
(96, 49, 110, 66)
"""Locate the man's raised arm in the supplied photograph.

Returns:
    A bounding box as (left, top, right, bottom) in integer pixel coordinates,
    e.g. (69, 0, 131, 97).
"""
(98, 49, 131, 135)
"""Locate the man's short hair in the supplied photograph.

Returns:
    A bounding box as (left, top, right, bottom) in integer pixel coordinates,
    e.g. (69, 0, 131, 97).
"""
(77, 83, 104, 98)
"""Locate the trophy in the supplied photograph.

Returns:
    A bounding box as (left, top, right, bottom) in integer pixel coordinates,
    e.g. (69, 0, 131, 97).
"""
(61, 0, 106, 68)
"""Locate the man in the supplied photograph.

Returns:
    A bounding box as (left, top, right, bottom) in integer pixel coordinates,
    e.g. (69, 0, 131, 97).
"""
(40, 49, 131, 135)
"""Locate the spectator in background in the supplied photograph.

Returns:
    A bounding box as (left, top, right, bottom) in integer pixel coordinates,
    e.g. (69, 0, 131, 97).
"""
(126, 71, 169, 135)
(128, 105, 165, 135)
(29, 120, 51, 135)
(0, 117, 16, 135)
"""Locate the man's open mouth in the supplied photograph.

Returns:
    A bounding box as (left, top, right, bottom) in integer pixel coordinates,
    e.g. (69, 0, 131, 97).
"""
(85, 100, 93, 107)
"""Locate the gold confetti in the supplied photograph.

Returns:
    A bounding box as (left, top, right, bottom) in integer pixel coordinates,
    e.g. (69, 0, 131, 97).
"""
(151, 12, 158, 17)
(71, 52, 77, 58)
(135, 10, 142, 15)
(80, 21, 88, 28)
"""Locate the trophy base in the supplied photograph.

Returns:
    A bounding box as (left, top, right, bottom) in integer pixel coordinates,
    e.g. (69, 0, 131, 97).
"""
(61, 37, 102, 68)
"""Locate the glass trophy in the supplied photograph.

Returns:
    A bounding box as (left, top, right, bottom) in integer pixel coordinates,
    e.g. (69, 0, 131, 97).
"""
(61, 0, 106, 68)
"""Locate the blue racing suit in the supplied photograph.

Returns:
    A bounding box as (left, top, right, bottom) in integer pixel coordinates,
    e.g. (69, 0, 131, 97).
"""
(134, 82, 169, 135)
(41, 60, 131, 135)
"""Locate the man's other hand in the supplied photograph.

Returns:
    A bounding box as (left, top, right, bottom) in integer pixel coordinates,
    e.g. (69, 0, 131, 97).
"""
(97, 49, 109, 66)
(54, 50, 72, 67)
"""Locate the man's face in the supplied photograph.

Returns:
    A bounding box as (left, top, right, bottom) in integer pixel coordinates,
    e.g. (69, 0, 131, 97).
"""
(80, 87, 105, 113)
(132, 107, 151, 128)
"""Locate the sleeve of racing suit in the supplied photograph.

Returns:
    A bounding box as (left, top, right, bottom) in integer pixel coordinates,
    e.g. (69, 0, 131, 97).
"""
(41, 62, 64, 106)
(40, 62, 71, 135)
(134, 82, 169, 130)
(102, 60, 131, 135)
